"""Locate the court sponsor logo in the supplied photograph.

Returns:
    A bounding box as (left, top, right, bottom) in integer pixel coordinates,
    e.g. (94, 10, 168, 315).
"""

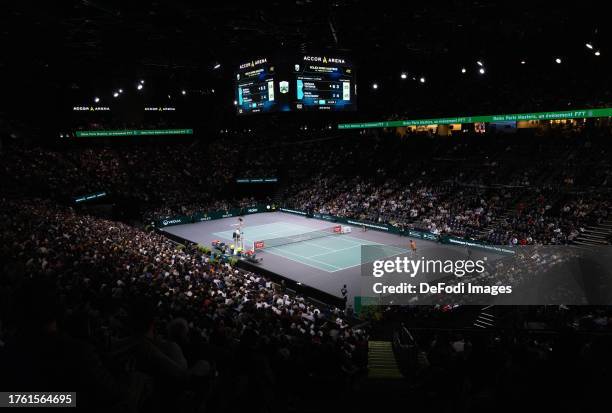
(347, 220, 388, 231)
(162, 218, 182, 226)
(279, 208, 307, 215)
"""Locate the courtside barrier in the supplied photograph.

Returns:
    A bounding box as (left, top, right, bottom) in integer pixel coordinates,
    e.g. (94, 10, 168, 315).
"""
(155, 204, 276, 228)
(155, 205, 514, 255)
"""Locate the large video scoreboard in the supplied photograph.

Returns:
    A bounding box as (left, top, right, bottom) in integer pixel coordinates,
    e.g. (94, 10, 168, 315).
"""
(235, 58, 276, 115)
(235, 54, 356, 115)
(293, 55, 355, 111)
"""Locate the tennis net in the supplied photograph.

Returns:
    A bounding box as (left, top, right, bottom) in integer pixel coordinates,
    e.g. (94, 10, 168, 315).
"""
(253, 225, 342, 250)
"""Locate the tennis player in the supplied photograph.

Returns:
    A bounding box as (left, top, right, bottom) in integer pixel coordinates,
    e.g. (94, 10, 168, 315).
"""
(409, 239, 417, 256)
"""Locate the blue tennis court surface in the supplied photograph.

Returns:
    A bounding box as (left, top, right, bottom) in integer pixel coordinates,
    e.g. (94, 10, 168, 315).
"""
(213, 221, 408, 272)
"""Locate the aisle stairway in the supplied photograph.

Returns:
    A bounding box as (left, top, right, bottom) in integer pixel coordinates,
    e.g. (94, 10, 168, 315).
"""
(368, 341, 403, 379)
(573, 217, 612, 246)
(473, 306, 497, 329)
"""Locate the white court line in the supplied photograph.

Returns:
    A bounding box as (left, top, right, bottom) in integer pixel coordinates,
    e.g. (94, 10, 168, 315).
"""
(264, 246, 341, 271)
(327, 248, 410, 273)
(214, 223, 329, 242)
(308, 243, 362, 258)
(212, 221, 410, 272)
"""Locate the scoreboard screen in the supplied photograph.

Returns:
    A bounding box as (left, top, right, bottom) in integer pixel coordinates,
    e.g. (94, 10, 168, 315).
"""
(293, 55, 356, 111)
(235, 58, 276, 115)
(235, 54, 356, 115)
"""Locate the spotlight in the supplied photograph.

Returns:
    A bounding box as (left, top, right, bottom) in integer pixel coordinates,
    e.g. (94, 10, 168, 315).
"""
(479, 68, 485, 74)
(372, 83, 378, 89)
(419, 77, 426, 83)
(137, 84, 143, 90)
(520, 60, 526, 65)
(94, 97, 100, 103)
(476, 61, 483, 67)
(595, 51, 601, 56)
(400, 73, 407, 79)
(113, 92, 119, 98)
(140, 79, 145, 84)
(118, 89, 123, 93)
(213, 63, 221, 70)
(555, 58, 562, 64)
(461, 68, 466, 73)
(586, 43, 593, 49)
(233, 100, 238, 105)
(181, 90, 186, 95)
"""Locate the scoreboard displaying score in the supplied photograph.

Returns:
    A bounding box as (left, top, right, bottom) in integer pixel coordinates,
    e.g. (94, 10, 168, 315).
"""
(293, 55, 356, 111)
(235, 54, 356, 115)
(235, 58, 276, 115)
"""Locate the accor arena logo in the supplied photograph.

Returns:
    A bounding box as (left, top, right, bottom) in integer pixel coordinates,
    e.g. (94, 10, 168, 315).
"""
(239, 58, 267, 69)
(303, 56, 346, 64)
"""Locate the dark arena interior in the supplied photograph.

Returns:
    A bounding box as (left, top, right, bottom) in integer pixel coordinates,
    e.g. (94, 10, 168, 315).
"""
(1, 1, 612, 412)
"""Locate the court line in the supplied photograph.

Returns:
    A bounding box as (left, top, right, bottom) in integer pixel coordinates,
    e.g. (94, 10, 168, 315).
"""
(212, 223, 410, 272)
(213, 231, 337, 253)
(327, 248, 410, 273)
(214, 223, 332, 244)
(307, 243, 362, 258)
(264, 246, 342, 271)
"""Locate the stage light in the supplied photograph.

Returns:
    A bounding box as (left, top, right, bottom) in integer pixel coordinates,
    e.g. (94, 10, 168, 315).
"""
(555, 58, 562, 64)
(461, 68, 466, 73)
(476, 61, 483, 67)
(586, 43, 593, 49)
(400, 72, 407, 79)
(213, 63, 221, 69)
(419, 77, 426, 83)
(595, 51, 601, 56)
(140, 79, 145, 84)
(118, 89, 123, 93)
(113, 92, 119, 98)
(168, 94, 171, 99)
(479, 68, 485, 74)
(94, 97, 100, 103)
(181, 90, 186, 95)
(520, 60, 526, 65)
(233, 100, 238, 105)
(137, 84, 143, 90)
(372, 83, 378, 89)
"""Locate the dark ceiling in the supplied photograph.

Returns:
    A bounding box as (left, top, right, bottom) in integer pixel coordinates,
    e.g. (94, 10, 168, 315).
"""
(1, 0, 610, 126)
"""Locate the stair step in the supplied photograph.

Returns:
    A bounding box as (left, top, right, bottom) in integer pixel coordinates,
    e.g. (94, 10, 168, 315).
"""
(573, 240, 608, 246)
(580, 233, 608, 240)
(368, 341, 403, 380)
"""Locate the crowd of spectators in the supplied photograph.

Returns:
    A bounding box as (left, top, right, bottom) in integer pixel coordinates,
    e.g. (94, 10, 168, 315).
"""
(0, 123, 611, 412)
(1, 126, 610, 245)
(0, 198, 366, 412)
(283, 128, 612, 245)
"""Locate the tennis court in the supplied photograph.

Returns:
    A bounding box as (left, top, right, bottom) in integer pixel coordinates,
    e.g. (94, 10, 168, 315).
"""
(213, 221, 408, 272)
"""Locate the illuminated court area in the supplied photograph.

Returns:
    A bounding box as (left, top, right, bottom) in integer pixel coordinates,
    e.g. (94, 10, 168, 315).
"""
(213, 221, 408, 272)
(161, 211, 481, 302)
